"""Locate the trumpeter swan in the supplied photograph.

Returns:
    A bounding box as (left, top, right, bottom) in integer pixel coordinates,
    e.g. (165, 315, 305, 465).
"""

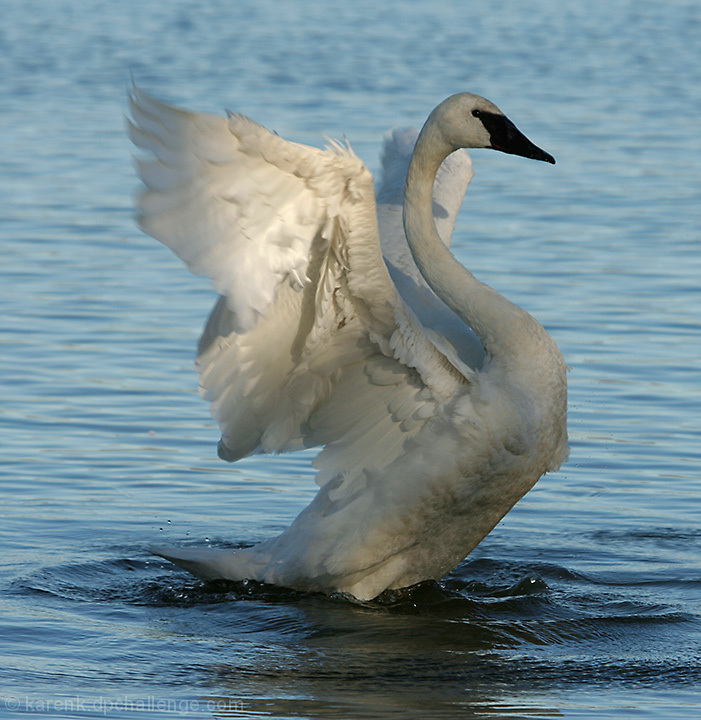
(128, 88, 568, 601)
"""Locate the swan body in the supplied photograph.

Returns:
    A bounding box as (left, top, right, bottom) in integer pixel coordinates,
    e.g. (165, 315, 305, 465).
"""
(128, 88, 567, 601)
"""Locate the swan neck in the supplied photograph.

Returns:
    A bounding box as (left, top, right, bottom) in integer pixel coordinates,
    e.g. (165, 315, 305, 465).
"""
(402, 123, 526, 362)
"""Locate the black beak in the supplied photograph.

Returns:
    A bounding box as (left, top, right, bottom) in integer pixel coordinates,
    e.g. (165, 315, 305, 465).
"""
(480, 111, 555, 164)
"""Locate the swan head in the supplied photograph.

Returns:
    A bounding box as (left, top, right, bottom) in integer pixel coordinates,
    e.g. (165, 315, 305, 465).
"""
(429, 93, 555, 164)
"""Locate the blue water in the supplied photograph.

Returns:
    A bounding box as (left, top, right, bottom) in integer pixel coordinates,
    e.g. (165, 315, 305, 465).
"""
(1, 0, 700, 718)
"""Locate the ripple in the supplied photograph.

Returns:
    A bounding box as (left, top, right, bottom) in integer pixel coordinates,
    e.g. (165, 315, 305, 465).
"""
(5, 546, 700, 717)
(15, 550, 695, 638)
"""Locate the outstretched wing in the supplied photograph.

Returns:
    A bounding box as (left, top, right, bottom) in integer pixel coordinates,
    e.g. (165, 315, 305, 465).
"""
(377, 128, 486, 376)
(128, 87, 471, 498)
(376, 126, 474, 256)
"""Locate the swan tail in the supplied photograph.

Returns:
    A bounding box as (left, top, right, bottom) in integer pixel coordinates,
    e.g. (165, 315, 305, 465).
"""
(149, 544, 266, 583)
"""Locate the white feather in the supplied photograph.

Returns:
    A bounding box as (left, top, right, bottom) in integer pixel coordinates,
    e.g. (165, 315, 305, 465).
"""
(130, 88, 568, 600)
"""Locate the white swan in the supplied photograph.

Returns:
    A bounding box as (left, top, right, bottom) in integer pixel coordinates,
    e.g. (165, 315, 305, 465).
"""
(128, 88, 568, 601)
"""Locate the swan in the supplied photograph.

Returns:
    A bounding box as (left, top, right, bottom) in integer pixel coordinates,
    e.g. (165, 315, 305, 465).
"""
(128, 87, 568, 601)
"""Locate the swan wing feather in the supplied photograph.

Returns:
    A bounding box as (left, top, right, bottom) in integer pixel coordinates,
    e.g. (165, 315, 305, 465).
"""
(129, 86, 346, 332)
(377, 128, 485, 373)
(129, 87, 470, 486)
(377, 127, 473, 258)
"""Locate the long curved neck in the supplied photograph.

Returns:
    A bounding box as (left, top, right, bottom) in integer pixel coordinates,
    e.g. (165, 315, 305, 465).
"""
(403, 122, 533, 367)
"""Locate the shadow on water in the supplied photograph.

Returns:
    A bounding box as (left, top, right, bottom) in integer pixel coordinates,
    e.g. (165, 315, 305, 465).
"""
(12, 540, 701, 718)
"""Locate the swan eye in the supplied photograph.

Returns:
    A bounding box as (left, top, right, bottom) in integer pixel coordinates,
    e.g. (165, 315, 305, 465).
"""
(472, 109, 482, 118)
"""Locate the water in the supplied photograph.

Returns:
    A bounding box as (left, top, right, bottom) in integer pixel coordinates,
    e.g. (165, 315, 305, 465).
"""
(1, 0, 700, 717)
